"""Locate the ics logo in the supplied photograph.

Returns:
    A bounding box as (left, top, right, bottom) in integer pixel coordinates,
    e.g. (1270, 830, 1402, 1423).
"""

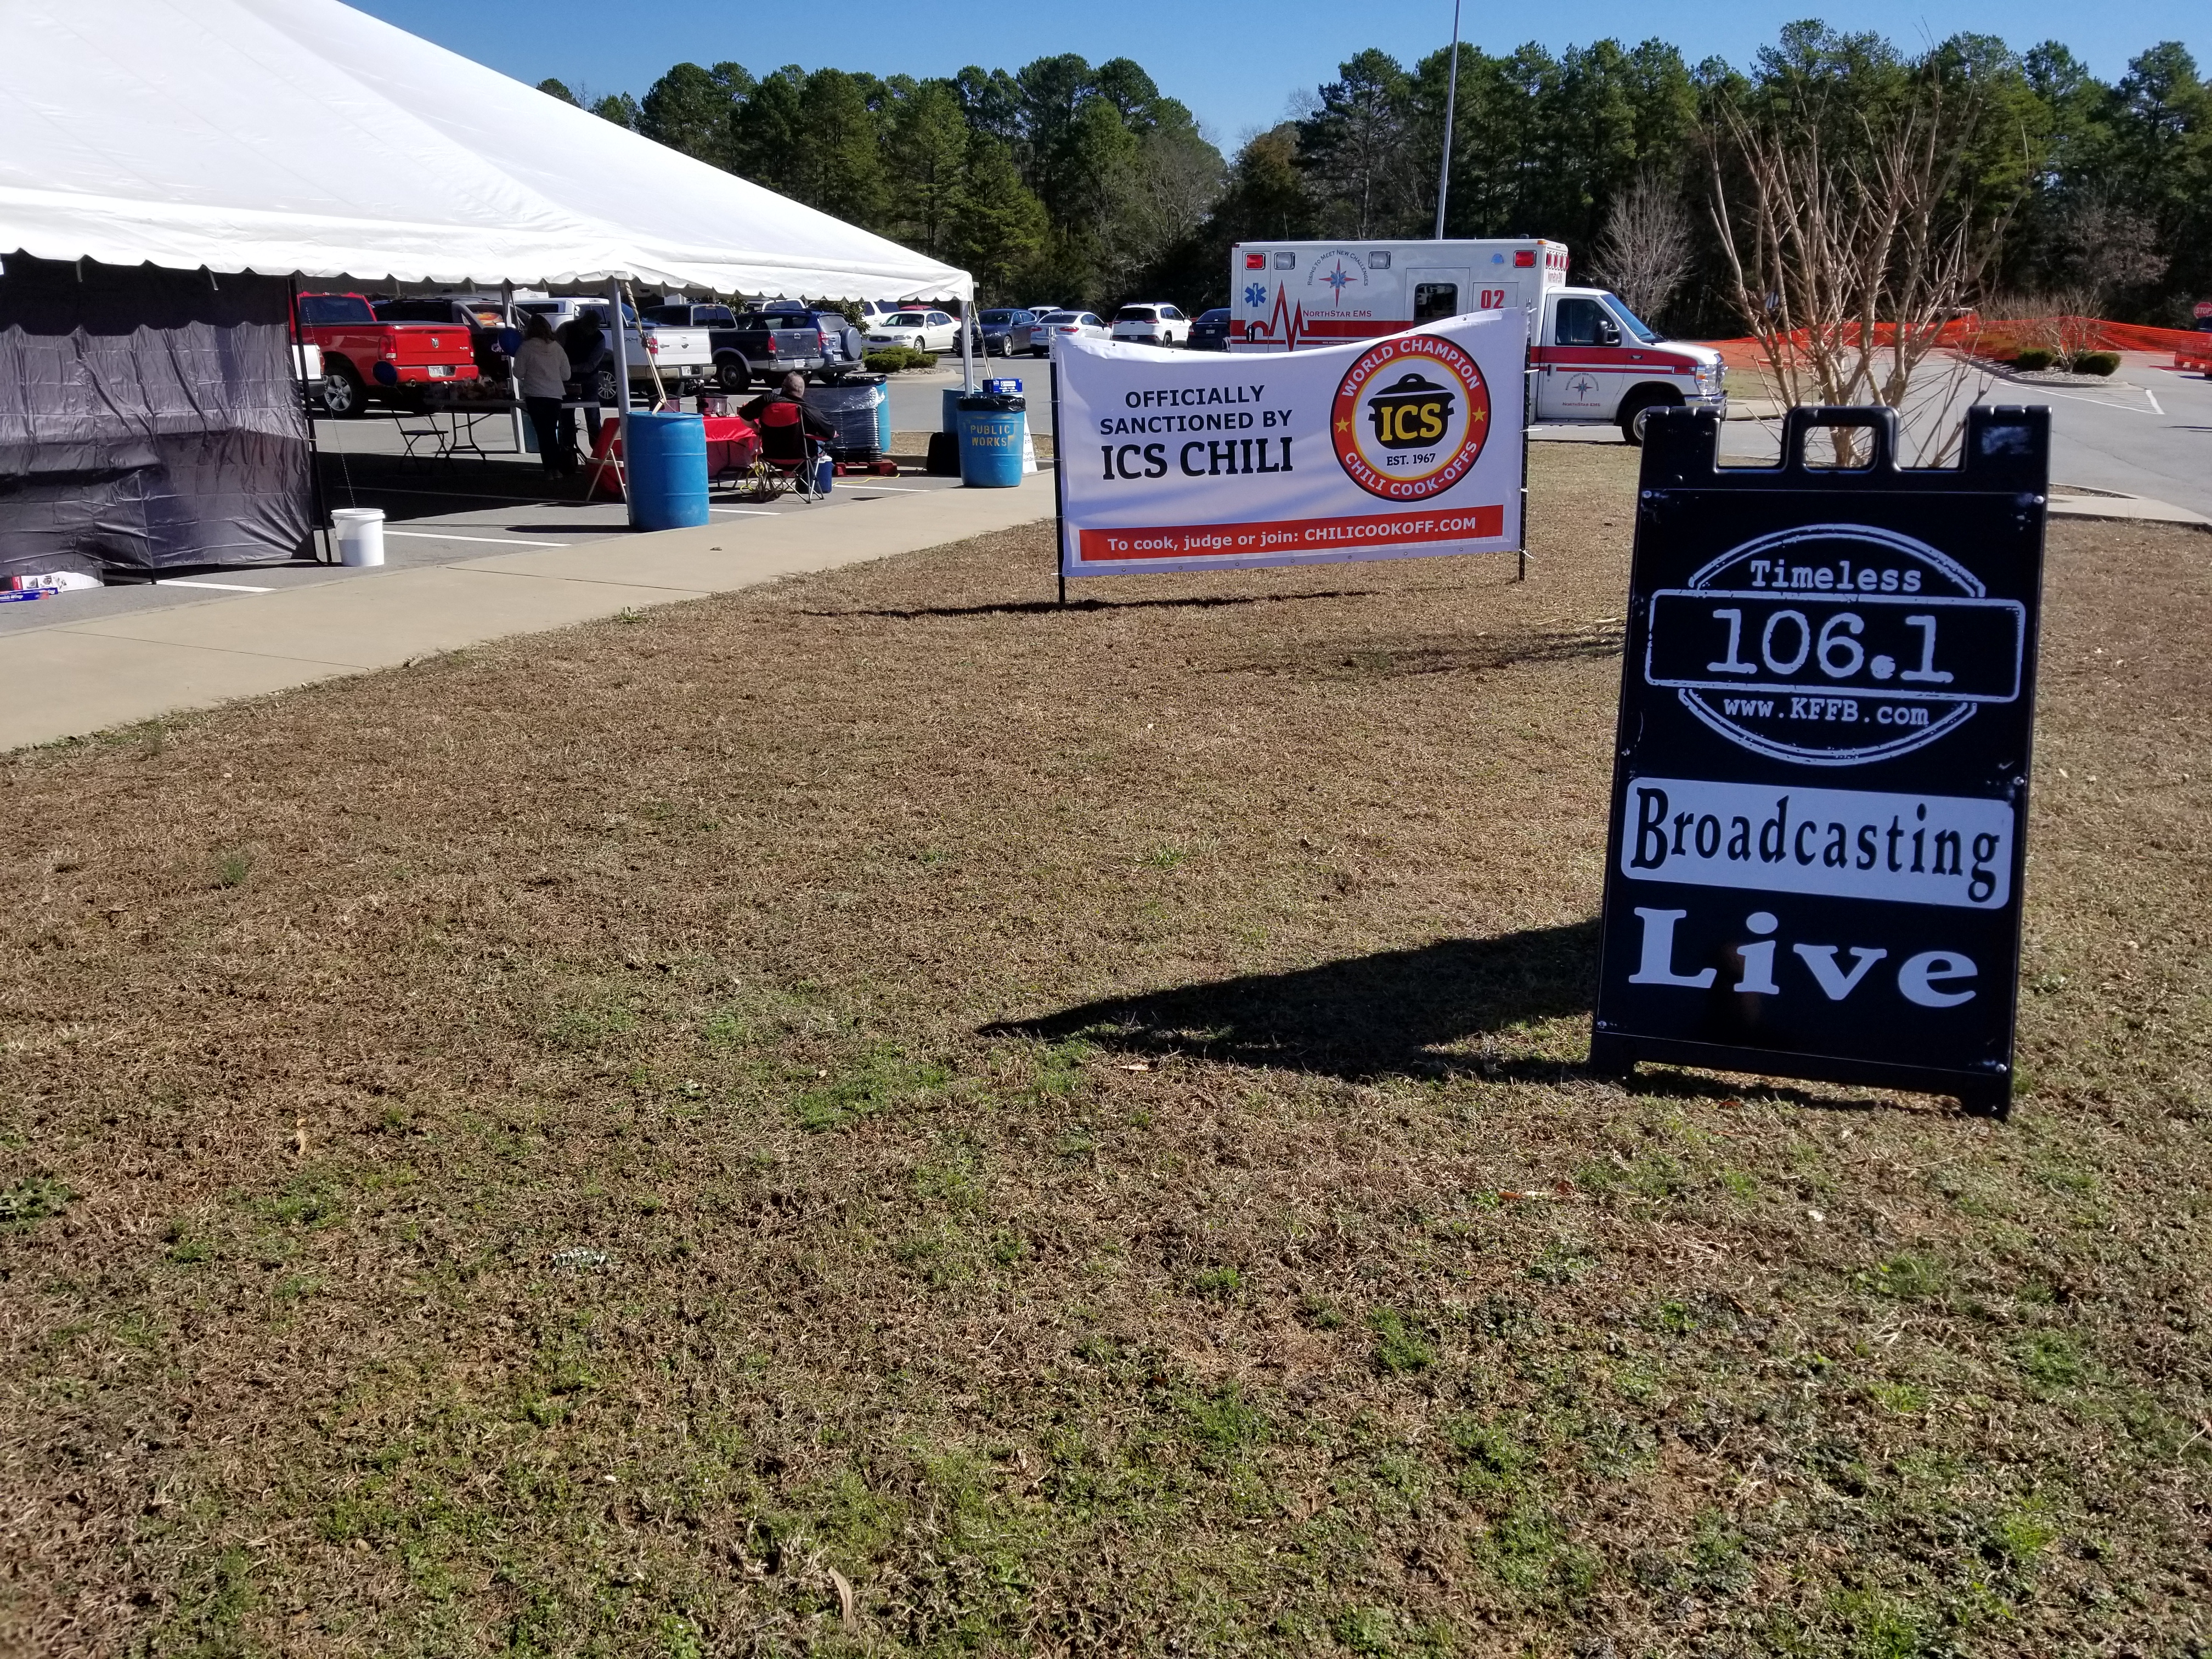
(1330, 334, 1491, 501)
(1365, 372, 1456, 448)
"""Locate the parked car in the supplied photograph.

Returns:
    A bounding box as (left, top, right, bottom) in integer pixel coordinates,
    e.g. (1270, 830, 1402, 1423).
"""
(1188, 307, 1233, 351)
(373, 295, 515, 380)
(1029, 311, 1109, 354)
(512, 297, 714, 400)
(710, 306, 868, 390)
(1111, 303, 1192, 346)
(975, 308, 1037, 357)
(294, 291, 479, 416)
(865, 308, 962, 352)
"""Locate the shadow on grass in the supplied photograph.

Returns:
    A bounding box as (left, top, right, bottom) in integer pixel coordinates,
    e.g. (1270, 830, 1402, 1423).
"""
(799, 589, 1388, 622)
(985, 919, 1600, 1081)
(1218, 629, 1624, 681)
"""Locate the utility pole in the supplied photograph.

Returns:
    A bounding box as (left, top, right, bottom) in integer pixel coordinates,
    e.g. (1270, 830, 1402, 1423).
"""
(1434, 0, 1462, 239)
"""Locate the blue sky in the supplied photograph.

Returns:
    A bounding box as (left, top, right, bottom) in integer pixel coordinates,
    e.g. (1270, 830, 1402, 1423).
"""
(343, 0, 2208, 147)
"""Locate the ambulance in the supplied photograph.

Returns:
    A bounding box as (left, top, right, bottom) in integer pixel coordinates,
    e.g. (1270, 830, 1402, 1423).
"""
(1229, 238, 1727, 443)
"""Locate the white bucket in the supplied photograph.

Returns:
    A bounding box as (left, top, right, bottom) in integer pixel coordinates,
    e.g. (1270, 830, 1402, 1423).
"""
(331, 507, 386, 568)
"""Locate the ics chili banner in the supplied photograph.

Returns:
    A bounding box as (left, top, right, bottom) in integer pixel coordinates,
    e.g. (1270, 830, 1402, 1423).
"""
(1590, 405, 2050, 1116)
(1053, 311, 1526, 579)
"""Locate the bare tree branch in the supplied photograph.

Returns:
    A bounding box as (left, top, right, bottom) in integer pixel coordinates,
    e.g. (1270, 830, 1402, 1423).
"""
(1591, 169, 1695, 324)
(1705, 62, 2022, 462)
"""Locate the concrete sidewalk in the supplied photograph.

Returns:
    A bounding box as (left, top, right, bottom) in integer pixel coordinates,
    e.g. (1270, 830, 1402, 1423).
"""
(0, 473, 1056, 752)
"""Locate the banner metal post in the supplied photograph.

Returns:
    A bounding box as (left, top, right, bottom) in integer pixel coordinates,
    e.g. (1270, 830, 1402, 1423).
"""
(1050, 358, 1067, 607)
(1519, 336, 1534, 580)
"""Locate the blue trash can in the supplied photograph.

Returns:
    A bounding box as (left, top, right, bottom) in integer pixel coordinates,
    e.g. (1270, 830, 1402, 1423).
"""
(624, 410, 708, 530)
(956, 395, 1026, 488)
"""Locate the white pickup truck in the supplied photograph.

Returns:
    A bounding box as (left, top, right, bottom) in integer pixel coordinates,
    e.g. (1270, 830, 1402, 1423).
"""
(512, 296, 713, 402)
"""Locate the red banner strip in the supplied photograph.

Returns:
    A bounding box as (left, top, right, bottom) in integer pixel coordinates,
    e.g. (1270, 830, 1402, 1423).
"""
(1077, 505, 1504, 562)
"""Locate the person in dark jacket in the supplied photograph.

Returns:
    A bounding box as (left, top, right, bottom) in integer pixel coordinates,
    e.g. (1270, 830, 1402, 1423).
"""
(556, 309, 607, 456)
(740, 372, 836, 466)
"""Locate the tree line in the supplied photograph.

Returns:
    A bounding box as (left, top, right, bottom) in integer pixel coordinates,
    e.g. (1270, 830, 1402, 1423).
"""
(542, 25, 2211, 329)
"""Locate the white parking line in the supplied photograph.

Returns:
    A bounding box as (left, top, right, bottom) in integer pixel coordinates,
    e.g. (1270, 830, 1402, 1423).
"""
(708, 507, 778, 516)
(2023, 385, 2152, 413)
(380, 529, 572, 547)
(157, 579, 275, 592)
(2146, 390, 2164, 415)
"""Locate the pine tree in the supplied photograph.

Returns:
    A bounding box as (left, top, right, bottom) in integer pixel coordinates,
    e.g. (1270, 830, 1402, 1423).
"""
(639, 62, 754, 168)
(795, 69, 887, 228)
(887, 81, 970, 257)
(950, 135, 1049, 300)
(730, 67, 805, 196)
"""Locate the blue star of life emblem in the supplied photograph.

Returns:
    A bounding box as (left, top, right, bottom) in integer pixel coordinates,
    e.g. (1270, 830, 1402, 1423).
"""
(1243, 283, 1267, 307)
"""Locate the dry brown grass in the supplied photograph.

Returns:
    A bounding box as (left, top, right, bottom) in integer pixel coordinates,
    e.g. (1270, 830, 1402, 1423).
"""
(1, 444, 2207, 1658)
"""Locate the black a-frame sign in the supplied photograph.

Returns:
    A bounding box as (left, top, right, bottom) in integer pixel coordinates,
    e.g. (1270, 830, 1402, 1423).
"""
(1590, 405, 2050, 1116)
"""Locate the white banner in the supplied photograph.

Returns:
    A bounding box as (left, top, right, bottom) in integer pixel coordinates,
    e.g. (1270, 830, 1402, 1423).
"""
(1053, 311, 1527, 579)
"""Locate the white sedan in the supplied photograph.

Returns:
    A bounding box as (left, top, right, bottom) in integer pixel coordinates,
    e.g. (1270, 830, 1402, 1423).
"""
(865, 308, 963, 352)
(1029, 311, 1110, 355)
(1111, 303, 1192, 345)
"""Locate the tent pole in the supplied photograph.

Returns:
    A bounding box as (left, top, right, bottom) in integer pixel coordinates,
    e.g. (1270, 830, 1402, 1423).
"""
(960, 285, 975, 393)
(608, 278, 633, 527)
(503, 280, 522, 455)
(288, 276, 332, 563)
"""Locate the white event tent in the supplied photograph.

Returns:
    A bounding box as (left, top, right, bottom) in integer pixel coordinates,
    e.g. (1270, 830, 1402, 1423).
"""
(0, 0, 973, 306)
(1, 0, 977, 563)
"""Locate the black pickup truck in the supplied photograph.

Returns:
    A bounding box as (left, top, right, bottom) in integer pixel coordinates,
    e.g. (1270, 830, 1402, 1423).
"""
(641, 302, 868, 392)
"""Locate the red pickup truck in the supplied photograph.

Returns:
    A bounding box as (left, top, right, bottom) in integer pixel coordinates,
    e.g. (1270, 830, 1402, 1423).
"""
(294, 292, 479, 416)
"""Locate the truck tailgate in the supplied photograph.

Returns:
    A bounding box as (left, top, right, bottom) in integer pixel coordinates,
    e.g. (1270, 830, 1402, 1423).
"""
(757, 323, 823, 362)
(386, 324, 473, 371)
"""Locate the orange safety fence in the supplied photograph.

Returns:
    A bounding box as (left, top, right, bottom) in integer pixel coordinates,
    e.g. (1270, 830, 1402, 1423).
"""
(1694, 315, 2212, 373)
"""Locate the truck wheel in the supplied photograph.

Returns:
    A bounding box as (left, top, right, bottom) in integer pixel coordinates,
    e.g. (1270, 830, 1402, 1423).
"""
(321, 361, 366, 417)
(594, 366, 620, 406)
(1618, 390, 1681, 446)
(716, 358, 750, 393)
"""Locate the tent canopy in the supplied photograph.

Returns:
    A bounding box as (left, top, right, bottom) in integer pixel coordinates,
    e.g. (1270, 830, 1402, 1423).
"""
(0, 0, 970, 303)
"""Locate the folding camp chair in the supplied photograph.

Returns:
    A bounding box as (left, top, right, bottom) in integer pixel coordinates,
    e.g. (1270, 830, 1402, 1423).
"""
(741, 400, 826, 503)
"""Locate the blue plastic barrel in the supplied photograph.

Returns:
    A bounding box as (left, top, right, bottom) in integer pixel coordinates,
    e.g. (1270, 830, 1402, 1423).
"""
(956, 398, 1025, 488)
(624, 410, 708, 530)
(875, 382, 894, 455)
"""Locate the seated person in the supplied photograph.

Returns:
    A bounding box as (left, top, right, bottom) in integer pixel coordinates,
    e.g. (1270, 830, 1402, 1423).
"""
(740, 372, 835, 465)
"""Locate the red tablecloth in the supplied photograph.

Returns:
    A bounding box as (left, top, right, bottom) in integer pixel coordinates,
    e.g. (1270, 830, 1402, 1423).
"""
(587, 414, 759, 500)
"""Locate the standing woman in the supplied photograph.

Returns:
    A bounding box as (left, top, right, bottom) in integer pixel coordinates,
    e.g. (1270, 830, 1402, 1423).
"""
(513, 315, 574, 477)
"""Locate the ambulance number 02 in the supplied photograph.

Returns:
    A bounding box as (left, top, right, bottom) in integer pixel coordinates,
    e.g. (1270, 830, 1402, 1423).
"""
(1479, 289, 1509, 309)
